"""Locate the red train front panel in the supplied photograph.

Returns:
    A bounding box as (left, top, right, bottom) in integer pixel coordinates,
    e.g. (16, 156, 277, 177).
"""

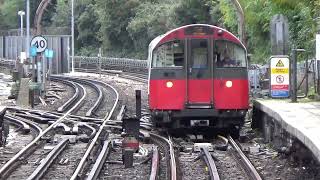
(148, 24, 249, 115)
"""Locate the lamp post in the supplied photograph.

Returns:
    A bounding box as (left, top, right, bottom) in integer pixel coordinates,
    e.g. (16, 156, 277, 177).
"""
(26, 0, 30, 58)
(17, 11, 25, 37)
(71, 0, 75, 73)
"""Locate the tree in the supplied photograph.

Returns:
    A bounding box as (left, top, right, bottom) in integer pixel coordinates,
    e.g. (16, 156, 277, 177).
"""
(0, 0, 24, 29)
(76, 2, 101, 55)
(95, 0, 140, 57)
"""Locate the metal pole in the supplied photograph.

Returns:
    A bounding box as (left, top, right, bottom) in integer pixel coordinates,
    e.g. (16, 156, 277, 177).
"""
(49, 58, 52, 85)
(136, 90, 141, 119)
(99, 48, 102, 78)
(42, 54, 46, 93)
(291, 49, 306, 102)
(20, 14, 24, 37)
(26, 0, 30, 58)
(71, 0, 75, 73)
(291, 50, 297, 102)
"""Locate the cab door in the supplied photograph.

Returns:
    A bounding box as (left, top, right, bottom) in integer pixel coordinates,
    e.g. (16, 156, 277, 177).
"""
(186, 38, 214, 107)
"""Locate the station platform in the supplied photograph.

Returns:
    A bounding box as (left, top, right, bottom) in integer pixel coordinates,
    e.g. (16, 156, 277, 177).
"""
(252, 99, 320, 162)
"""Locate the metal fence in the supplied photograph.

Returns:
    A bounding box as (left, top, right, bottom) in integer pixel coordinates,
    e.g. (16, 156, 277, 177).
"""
(74, 56, 147, 72)
(0, 35, 70, 74)
(249, 60, 317, 96)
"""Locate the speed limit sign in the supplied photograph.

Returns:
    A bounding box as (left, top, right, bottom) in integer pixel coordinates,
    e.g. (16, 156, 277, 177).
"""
(30, 36, 48, 53)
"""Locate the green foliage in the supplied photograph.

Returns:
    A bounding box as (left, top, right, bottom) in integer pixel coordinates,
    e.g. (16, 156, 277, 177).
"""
(174, 0, 218, 25)
(127, 1, 178, 58)
(219, 0, 238, 32)
(50, 0, 71, 27)
(0, 0, 24, 29)
(1, 0, 319, 61)
(95, 0, 140, 57)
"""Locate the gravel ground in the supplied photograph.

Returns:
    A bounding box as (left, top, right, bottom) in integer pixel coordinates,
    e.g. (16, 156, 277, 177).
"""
(179, 151, 207, 180)
(35, 82, 75, 112)
(0, 125, 35, 169)
(7, 141, 48, 179)
(240, 109, 320, 180)
(242, 129, 320, 179)
(72, 83, 99, 117)
(174, 138, 249, 180)
(68, 73, 148, 117)
(2, 70, 320, 180)
(214, 148, 248, 179)
(42, 142, 88, 180)
(100, 142, 152, 179)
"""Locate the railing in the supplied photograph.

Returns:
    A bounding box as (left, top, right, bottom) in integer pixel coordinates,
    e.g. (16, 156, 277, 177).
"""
(74, 56, 148, 71)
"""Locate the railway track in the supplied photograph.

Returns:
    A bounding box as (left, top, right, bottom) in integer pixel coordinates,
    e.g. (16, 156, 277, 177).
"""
(74, 67, 148, 83)
(0, 80, 86, 179)
(228, 135, 262, 180)
(0, 64, 265, 180)
(0, 115, 42, 169)
(52, 76, 104, 117)
(0, 76, 120, 179)
(149, 133, 178, 180)
(70, 78, 119, 179)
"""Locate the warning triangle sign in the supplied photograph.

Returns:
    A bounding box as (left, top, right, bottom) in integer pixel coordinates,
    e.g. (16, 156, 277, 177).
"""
(276, 60, 284, 67)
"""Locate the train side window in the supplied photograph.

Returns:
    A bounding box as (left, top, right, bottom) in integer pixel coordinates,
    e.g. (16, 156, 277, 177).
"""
(152, 41, 184, 67)
(215, 41, 246, 68)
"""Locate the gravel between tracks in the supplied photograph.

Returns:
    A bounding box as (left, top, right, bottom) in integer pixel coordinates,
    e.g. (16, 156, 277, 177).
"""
(0, 125, 35, 170)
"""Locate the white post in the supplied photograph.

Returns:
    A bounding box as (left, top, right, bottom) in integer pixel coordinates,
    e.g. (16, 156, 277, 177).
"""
(42, 54, 46, 92)
(71, 0, 75, 73)
(99, 48, 102, 78)
(316, 34, 320, 83)
(26, 0, 30, 58)
(21, 15, 23, 37)
(18, 11, 25, 37)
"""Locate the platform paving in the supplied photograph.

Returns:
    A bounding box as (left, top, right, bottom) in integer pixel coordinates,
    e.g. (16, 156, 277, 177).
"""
(254, 99, 320, 162)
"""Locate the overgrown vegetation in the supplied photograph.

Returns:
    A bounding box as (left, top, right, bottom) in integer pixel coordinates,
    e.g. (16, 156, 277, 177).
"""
(0, 0, 319, 63)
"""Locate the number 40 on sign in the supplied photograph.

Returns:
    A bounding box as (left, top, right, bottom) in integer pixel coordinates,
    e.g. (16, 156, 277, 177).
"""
(30, 36, 48, 53)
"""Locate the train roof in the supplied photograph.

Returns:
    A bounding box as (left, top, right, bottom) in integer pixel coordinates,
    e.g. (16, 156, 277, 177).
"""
(148, 24, 246, 52)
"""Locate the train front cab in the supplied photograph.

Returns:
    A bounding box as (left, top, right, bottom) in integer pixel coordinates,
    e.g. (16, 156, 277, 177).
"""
(149, 25, 249, 132)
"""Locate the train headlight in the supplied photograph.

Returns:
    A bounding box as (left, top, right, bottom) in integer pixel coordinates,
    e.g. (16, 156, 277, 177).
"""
(166, 81, 173, 88)
(225, 81, 233, 88)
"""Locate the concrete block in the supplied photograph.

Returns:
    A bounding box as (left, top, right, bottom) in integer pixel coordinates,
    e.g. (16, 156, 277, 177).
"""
(193, 143, 213, 152)
(17, 78, 30, 108)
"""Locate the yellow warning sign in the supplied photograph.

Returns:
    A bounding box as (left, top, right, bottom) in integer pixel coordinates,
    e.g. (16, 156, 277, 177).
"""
(276, 60, 285, 67)
(271, 68, 289, 74)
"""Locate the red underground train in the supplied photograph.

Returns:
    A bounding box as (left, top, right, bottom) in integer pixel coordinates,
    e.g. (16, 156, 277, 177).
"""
(148, 24, 249, 135)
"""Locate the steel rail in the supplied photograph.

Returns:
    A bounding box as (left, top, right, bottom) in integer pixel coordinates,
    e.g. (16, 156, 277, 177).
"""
(75, 67, 148, 83)
(6, 107, 104, 122)
(14, 113, 51, 123)
(4, 115, 30, 134)
(43, 111, 104, 122)
(26, 139, 69, 180)
(200, 147, 220, 180)
(76, 122, 97, 140)
(4, 115, 43, 135)
(51, 78, 81, 113)
(149, 146, 160, 180)
(0, 82, 86, 179)
(51, 76, 104, 117)
(85, 81, 103, 117)
(150, 133, 177, 180)
(86, 140, 111, 180)
(70, 79, 119, 180)
(119, 73, 148, 83)
(122, 72, 148, 79)
(228, 135, 262, 180)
